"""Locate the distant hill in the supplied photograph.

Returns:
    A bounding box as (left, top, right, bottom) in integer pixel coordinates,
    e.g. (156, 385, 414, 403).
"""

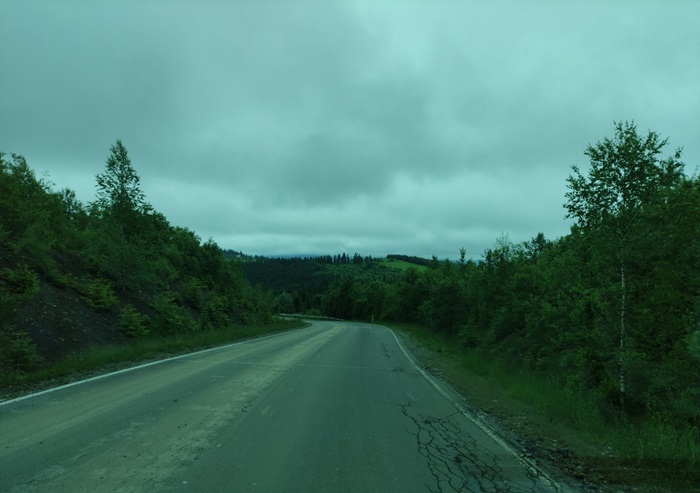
(385, 254, 432, 267)
(235, 253, 429, 314)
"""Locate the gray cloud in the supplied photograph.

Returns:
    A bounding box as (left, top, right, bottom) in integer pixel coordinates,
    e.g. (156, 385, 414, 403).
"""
(1, 0, 698, 259)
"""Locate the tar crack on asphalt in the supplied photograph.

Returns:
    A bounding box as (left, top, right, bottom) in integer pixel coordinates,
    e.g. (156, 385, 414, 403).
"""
(399, 403, 552, 493)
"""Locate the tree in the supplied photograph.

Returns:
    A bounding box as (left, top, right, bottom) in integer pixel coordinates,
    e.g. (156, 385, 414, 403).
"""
(95, 140, 147, 234)
(272, 292, 295, 314)
(564, 121, 684, 408)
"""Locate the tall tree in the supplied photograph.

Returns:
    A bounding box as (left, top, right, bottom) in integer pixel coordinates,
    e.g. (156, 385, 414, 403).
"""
(95, 140, 147, 235)
(564, 121, 684, 407)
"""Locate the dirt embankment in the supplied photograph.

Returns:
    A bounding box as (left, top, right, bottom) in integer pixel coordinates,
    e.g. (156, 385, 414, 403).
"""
(16, 276, 125, 363)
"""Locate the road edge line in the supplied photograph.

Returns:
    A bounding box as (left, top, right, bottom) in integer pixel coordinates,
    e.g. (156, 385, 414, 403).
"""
(0, 328, 304, 407)
(385, 326, 567, 493)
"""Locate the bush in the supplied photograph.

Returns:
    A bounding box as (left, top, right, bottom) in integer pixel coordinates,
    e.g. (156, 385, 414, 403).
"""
(118, 305, 149, 338)
(458, 323, 480, 348)
(79, 277, 118, 310)
(689, 329, 700, 361)
(200, 295, 231, 331)
(182, 277, 205, 310)
(150, 292, 198, 334)
(0, 264, 39, 296)
(0, 264, 39, 319)
(0, 328, 40, 373)
(272, 292, 294, 314)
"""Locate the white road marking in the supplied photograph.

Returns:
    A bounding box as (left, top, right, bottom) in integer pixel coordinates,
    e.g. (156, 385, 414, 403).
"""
(0, 329, 302, 407)
(385, 326, 565, 492)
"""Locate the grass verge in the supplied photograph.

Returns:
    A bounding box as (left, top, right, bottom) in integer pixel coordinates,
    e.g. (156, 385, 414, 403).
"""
(390, 323, 700, 493)
(0, 319, 306, 397)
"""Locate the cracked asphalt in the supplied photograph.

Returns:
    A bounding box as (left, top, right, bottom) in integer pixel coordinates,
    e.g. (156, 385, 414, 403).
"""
(400, 405, 553, 493)
(1, 321, 581, 492)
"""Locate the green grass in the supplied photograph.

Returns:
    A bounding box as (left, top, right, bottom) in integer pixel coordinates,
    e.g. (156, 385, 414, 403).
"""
(0, 319, 307, 392)
(378, 258, 428, 272)
(390, 323, 700, 492)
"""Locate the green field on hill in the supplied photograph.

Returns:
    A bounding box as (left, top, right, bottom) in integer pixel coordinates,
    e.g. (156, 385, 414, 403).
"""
(378, 258, 429, 271)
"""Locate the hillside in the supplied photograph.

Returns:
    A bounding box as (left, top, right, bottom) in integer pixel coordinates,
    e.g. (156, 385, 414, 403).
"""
(380, 257, 430, 271)
(2, 248, 125, 364)
(236, 252, 431, 314)
(0, 145, 271, 378)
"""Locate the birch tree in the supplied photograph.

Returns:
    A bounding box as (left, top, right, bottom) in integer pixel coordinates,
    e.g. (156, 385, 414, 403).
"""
(564, 121, 684, 408)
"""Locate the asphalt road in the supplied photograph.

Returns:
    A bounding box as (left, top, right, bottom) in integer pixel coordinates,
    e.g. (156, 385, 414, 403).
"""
(1, 321, 573, 492)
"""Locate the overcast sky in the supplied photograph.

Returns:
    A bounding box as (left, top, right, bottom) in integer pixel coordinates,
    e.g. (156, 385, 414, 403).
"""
(2, 1, 698, 259)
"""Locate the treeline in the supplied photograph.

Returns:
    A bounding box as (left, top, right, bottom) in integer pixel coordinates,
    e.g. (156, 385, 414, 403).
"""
(241, 254, 399, 314)
(323, 122, 700, 425)
(241, 256, 333, 298)
(1, 141, 270, 373)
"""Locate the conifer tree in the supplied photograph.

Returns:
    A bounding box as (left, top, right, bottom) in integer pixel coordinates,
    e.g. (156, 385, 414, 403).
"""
(95, 140, 147, 235)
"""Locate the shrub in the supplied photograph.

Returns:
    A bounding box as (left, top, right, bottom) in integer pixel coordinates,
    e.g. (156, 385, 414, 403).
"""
(200, 295, 231, 331)
(458, 323, 480, 348)
(0, 328, 40, 373)
(79, 277, 118, 310)
(118, 304, 149, 338)
(182, 277, 205, 310)
(150, 292, 198, 334)
(0, 264, 39, 319)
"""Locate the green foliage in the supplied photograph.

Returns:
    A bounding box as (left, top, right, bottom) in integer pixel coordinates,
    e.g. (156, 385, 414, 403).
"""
(94, 140, 148, 235)
(259, 123, 697, 465)
(272, 291, 295, 314)
(565, 121, 683, 229)
(150, 292, 198, 335)
(182, 277, 206, 310)
(78, 278, 118, 311)
(1, 319, 304, 389)
(1, 153, 68, 266)
(118, 305, 149, 338)
(199, 294, 232, 331)
(0, 264, 39, 319)
(380, 257, 429, 271)
(395, 323, 700, 488)
(0, 264, 39, 296)
(457, 323, 480, 348)
(1, 143, 272, 375)
(689, 330, 700, 361)
(0, 328, 40, 373)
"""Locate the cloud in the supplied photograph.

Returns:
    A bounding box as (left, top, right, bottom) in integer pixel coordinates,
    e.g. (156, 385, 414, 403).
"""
(1, 0, 698, 259)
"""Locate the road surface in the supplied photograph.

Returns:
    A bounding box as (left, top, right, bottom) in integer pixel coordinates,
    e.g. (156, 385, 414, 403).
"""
(1, 321, 573, 492)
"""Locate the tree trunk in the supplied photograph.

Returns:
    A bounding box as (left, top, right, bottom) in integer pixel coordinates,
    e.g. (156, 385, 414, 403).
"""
(619, 260, 626, 409)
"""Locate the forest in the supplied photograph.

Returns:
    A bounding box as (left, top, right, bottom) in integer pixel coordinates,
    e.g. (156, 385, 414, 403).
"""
(252, 122, 700, 432)
(0, 141, 271, 376)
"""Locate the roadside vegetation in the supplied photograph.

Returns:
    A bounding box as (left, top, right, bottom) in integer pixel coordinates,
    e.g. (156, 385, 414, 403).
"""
(0, 319, 304, 393)
(395, 323, 698, 491)
(0, 141, 278, 389)
(247, 122, 700, 491)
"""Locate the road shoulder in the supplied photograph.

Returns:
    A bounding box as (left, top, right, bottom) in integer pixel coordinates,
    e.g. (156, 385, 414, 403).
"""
(390, 326, 604, 493)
